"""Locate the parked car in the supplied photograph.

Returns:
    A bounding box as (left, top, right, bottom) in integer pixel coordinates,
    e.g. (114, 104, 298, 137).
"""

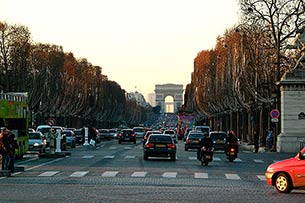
(209, 131, 227, 150)
(133, 127, 145, 138)
(99, 129, 111, 141)
(163, 129, 177, 143)
(143, 130, 162, 145)
(36, 125, 66, 150)
(184, 131, 204, 151)
(63, 130, 76, 148)
(73, 128, 84, 144)
(28, 131, 46, 153)
(143, 134, 176, 161)
(265, 147, 305, 193)
(118, 129, 136, 144)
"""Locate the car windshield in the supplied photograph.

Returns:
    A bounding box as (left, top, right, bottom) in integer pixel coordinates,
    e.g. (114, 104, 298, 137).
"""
(133, 128, 144, 132)
(164, 131, 174, 134)
(29, 133, 41, 139)
(38, 128, 50, 134)
(149, 135, 172, 142)
(210, 133, 226, 139)
(189, 133, 203, 139)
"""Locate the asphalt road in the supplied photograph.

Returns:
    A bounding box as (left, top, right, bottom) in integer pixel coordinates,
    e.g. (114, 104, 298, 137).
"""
(0, 139, 304, 203)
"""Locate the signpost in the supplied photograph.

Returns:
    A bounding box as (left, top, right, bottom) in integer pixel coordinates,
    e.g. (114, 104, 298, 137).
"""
(270, 109, 280, 122)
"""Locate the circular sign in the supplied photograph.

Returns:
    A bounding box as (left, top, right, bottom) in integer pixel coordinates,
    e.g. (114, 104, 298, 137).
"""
(47, 118, 56, 126)
(270, 109, 280, 118)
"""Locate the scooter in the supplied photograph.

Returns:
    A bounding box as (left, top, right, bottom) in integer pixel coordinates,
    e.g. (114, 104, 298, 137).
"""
(200, 146, 214, 166)
(226, 144, 237, 162)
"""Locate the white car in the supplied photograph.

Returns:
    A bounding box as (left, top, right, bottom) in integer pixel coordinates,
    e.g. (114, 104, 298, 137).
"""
(163, 130, 177, 143)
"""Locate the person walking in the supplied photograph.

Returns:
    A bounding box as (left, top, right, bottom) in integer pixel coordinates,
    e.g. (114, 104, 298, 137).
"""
(254, 130, 259, 153)
(0, 127, 10, 171)
(7, 131, 18, 173)
(266, 128, 273, 151)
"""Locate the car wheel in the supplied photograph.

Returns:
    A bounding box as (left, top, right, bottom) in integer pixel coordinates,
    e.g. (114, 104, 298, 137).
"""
(184, 147, 188, 151)
(170, 154, 176, 161)
(133, 140, 136, 144)
(143, 155, 148, 160)
(118, 140, 121, 144)
(275, 173, 292, 193)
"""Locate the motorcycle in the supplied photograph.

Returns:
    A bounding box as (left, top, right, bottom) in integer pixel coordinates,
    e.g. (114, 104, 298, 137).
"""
(199, 146, 214, 166)
(226, 143, 238, 162)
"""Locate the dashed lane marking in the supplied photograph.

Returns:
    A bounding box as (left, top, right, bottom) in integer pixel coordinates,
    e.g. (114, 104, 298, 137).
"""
(254, 159, 264, 163)
(194, 172, 208, 179)
(70, 171, 89, 177)
(125, 156, 136, 159)
(102, 171, 119, 177)
(82, 155, 94, 159)
(225, 173, 241, 180)
(104, 155, 115, 159)
(38, 171, 60, 177)
(162, 172, 177, 178)
(257, 175, 266, 181)
(131, 172, 147, 177)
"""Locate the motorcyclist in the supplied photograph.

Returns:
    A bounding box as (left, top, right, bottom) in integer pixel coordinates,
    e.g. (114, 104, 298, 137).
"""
(197, 132, 214, 160)
(225, 130, 239, 154)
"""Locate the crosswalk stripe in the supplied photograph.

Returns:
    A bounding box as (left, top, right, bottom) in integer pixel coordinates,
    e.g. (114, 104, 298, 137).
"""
(38, 171, 60, 177)
(257, 175, 266, 181)
(82, 155, 94, 159)
(225, 173, 241, 180)
(102, 171, 119, 177)
(162, 172, 177, 178)
(109, 147, 117, 150)
(124, 147, 132, 150)
(194, 172, 208, 179)
(70, 171, 89, 177)
(188, 157, 197, 160)
(131, 172, 147, 177)
(254, 159, 264, 163)
(125, 155, 136, 159)
(104, 155, 115, 159)
(235, 158, 242, 162)
(213, 157, 221, 161)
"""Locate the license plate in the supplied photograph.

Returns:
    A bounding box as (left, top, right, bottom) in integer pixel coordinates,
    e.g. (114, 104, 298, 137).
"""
(194, 140, 199, 143)
(216, 140, 222, 144)
(156, 144, 166, 148)
(206, 155, 211, 159)
(230, 152, 235, 155)
(125, 138, 130, 140)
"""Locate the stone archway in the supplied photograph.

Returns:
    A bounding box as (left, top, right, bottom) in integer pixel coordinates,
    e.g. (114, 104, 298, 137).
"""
(154, 84, 184, 113)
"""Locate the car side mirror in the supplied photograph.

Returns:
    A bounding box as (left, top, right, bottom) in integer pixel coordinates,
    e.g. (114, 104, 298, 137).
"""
(298, 152, 305, 160)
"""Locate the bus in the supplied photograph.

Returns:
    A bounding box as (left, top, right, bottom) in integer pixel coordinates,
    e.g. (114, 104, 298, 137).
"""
(0, 92, 29, 158)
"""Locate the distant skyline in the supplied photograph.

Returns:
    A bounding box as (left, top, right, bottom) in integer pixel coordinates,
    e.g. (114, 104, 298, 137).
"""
(0, 0, 240, 99)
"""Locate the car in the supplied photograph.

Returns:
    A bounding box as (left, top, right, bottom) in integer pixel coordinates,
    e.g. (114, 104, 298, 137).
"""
(143, 130, 162, 145)
(109, 128, 118, 139)
(99, 129, 111, 141)
(133, 127, 145, 138)
(183, 127, 193, 141)
(143, 134, 176, 161)
(265, 147, 305, 193)
(73, 128, 84, 144)
(118, 129, 136, 144)
(63, 130, 76, 148)
(28, 131, 46, 153)
(184, 131, 204, 151)
(195, 126, 210, 134)
(163, 129, 177, 143)
(209, 131, 227, 150)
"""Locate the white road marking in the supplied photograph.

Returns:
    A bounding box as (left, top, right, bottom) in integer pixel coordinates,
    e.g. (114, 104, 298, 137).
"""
(194, 172, 208, 179)
(25, 158, 64, 171)
(124, 147, 132, 150)
(82, 155, 94, 159)
(104, 155, 115, 159)
(257, 175, 266, 181)
(131, 172, 147, 177)
(109, 147, 117, 150)
(188, 157, 197, 160)
(225, 173, 241, 180)
(102, 171, 119, 177)
(125, 156, 136, 159)
(235, 158, 242, 162)
(254, 159, 264, 163)
(162, 172, 177, 178)
(70, 171, 89, 177)
(38, 171, 60, 177)
(213, 157, 221, 161)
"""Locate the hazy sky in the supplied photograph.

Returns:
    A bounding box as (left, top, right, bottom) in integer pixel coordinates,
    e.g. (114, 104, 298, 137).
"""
(0, 0, 240, 99)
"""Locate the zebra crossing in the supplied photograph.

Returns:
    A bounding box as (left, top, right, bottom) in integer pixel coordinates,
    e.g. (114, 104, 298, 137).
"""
(17, 170, 266, 181)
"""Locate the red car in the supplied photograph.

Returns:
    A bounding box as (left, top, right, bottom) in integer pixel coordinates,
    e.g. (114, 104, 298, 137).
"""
(265, 147, 305, 193)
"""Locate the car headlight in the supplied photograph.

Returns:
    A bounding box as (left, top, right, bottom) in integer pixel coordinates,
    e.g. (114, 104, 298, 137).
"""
(34, 142, 41, 146)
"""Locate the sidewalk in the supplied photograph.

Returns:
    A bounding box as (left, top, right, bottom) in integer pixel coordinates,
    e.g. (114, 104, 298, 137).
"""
(239, 142, 275, 153)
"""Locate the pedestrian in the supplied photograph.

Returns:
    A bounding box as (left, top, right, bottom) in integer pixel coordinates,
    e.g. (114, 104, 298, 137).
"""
(254, 130, 259, 153)
(0, 127, 10, 171)
(7, 131, 18, 173)
(266, 128, 273, 151)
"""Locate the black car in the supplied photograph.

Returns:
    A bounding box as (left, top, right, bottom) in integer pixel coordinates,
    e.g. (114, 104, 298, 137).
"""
(118, 129, 136, 144)
(209, 131, 227, 150)
(184, 131, 204, 151)
(143, 134, 176, 161)
(73, 129, 84, 144)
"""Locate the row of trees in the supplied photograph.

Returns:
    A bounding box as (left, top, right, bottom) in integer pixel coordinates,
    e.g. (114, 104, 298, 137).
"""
(0, 21, 150, 128)
(183, 0, 305, 146)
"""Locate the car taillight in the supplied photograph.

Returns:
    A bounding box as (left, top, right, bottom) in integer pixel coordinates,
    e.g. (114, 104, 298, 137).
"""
(131, 133, 136, 137)
(230, 148, 235, 152)
(186, 139, 192, 143)
(145, 143, 154, 148)
(119, 133, 123, 137)
(167, 143, 176, 149)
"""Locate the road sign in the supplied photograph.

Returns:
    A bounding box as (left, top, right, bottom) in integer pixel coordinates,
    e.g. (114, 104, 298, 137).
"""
(47, 118, 56, 126)
(270, 109, 280, 118)
(271, 118, 279, 123)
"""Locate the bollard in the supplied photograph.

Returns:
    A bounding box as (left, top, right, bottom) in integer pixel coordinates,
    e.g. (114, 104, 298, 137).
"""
(55, 129, 62, 153)
(83, 127, 89, 146)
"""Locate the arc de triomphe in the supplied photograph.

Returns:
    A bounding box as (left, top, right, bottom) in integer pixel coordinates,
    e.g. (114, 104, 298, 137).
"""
(155, 84, 184, 113)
